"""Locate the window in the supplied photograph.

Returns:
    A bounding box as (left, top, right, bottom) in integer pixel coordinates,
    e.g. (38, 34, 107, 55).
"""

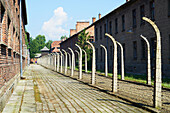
(122, 15, 125, 31)
(8, 17, 11, 29)
(8, 49, 11, 57)
(133, 41, 137, 60)
(132, 9, 137, 28)
(169, 35, 170, 60)
(151, 38, 156, 59)
(141, 40, 146, 59)
(1, 44, 6, 56)
(100, 47, 102, 62)
(150, 0, 155, 20)
(95, 28, 98, 41)
(96, 48, 98, 62)
(140, 5, 145, 25)
(115, 18, 118, 34)
(104, 24, 106, 38)
(1, 3, 5, 23)
(100, 26, 102, 40)
(13, 0, 15, 6)
(89, 39, 93, 43)
(168, 0, 170, 16)
(110, 46, 113, 59)
(122, 43, 125, 60)
(109, 21, 112, 35)
(13, 52, 15, 58)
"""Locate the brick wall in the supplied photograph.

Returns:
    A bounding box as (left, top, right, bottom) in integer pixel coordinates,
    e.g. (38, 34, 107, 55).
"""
(0, 0, 28, 89)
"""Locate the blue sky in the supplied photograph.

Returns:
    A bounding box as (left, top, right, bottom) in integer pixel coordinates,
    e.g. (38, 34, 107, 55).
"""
(26, 0, 125, 41)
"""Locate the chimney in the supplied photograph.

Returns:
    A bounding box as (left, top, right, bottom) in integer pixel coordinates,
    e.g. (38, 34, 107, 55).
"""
(98, 13, 101, 19)
(92, 17, 96, 23)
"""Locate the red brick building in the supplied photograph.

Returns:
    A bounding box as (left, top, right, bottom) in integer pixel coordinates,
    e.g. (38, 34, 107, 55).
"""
(0, 0, 28, 111)
(60, 19, 95, 52)
(51, 41, 61, 53)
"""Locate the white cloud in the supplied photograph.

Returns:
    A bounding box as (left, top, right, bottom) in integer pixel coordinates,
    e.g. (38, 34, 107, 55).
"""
(41, 7, 69, 41)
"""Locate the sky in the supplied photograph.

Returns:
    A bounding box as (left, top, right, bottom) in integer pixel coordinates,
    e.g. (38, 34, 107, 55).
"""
(25, 0, 125, 42)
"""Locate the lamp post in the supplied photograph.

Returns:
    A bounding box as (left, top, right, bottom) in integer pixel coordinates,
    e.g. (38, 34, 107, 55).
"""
(62, 49, 68, 75)
(105, 33, 118, 93)
(116, 41, 124, 80)
(100, 44, 108, 77)
(68, 47, 75, 76)
(140, 35, 151, 85)
(75, 44, 82, 79)
(143, 17, 162, 108)
(86, 41, 96, 85)
(82, 49, 87, 73)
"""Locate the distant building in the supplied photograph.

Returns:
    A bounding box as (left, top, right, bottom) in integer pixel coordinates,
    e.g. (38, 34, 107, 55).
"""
(40, 46, 49, 56)
(51, 41, 61, 53)
(60, 19, 95, 52)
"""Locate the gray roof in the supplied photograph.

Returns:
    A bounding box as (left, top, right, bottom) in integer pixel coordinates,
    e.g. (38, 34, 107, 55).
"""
(40, 46, 49, 51)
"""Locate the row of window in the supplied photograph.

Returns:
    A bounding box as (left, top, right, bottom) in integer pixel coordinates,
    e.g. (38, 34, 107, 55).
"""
(95, 0, 155, 41)
(95, 38, 157, 62)
(1, 45, 19, 58)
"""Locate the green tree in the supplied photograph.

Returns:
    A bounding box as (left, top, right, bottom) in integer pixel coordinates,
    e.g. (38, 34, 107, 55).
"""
(77, 30, 92, 70)
(45, 40, 53, 49)
(29, 35, 46, 58)
(35, 35, 46, 52)
(60, 35, 68, 40)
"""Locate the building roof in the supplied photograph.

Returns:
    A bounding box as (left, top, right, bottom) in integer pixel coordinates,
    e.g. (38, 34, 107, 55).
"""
(51, 41, 61, 48)
(35, 53, 41, 58)
(52, 47, 60, 53)
(40, 46, 49, 51)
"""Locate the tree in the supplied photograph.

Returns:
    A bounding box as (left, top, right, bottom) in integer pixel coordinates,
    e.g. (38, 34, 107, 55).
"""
(35, 35, 46, 52)
(77, 30, 92, 70)
(61, 35, 68, 40)
(45, 40, 53, 49)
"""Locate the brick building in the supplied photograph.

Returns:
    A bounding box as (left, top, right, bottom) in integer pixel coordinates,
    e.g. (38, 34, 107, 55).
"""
(60, 20, 95, 53)
(51, 41, 61, 53)
(94, 0, 170, 77)
(60, 0, 170, 78)
(0, 0, 28, 111)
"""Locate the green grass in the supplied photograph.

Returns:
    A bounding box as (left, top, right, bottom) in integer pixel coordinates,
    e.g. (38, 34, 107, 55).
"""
(63, 65, 170, 88)
(96, 70, 170, 89)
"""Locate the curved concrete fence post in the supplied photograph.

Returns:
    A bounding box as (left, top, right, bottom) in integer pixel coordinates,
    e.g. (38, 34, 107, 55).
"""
(100, 44, 108, 77)
(62, 49, 68, 75)
(105, 33, 118, 93)
(68, 53, 71, 69)
(86, 41, 96, 85)
(75, 44, 83, 79)
(82, 49, 87, 73)
(140, 35, 151, 85)
(54, 53, 57, 71)
(59, 51, 63, 73)
(116, 41, 125, 80)
(143, 17, 162, 108)
(56, 52, 60, 72)
(68, 47, 75, 76)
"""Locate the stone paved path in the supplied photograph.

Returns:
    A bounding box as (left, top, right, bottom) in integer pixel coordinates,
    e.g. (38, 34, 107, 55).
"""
(2, 64, 149, 113)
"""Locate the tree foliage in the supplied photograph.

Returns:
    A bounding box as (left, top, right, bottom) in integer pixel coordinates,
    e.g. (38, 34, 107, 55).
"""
(60, 35, 68, 40)
(77, 30, 92, 70)
(45, 40, 53, 49)
(29, 35, 53, 58)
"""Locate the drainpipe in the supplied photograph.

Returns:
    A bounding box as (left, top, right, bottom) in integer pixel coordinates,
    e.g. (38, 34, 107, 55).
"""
(20, 0, 23, 78)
